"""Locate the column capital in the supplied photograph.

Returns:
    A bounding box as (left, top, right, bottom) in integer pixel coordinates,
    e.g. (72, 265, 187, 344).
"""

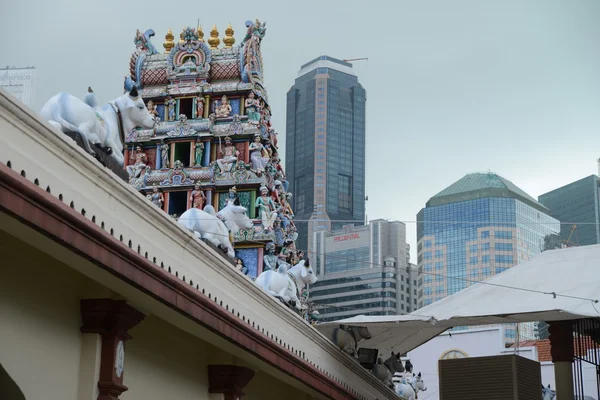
(208, 365, 255, 400)
(548, 320, 574, 362)
(80, 299, 145, 400)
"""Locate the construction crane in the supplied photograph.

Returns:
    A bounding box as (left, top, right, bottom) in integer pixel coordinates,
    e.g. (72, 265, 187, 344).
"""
(343, 58, 368, 63)
(564, 224, 577, 247)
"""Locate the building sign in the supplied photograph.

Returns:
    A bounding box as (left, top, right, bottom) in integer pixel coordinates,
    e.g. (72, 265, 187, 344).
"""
(333, 233, 360, 242)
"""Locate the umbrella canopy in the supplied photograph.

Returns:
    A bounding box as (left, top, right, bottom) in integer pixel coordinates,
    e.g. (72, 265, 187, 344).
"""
(315, 244, 600, 356)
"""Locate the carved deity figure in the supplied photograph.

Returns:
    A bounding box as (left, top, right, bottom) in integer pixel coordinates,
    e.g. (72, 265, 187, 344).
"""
(235, 257, 249, 276)
(127, 145, 148, 179)
(190, 183, 206, 210)
(278, 193, 294, 230)
(226, 186, 241, 206)
(150, 186, 164, 209)
(255, 185, 277, 231)
(195, 96, 204, 119)
(263, 242, 283, 272)
(244, 92, 261, 125)
(165, 96, 176, 121)
(249, 134, 269, 174)
(215, 95, 232, 118)
(147, 100, 160, 121)
(194, 139, 204, 167)
(160, 142, 170, 169)
(216, 136, 238, 173)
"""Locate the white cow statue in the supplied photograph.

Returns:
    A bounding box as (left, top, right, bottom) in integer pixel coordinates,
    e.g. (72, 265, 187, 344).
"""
(40, 86, 155, 166)
(542, 384, 594, 400)
(395, 373, 427, 400)
(177, 204, 253, 259)
(255, 260, 317, 310)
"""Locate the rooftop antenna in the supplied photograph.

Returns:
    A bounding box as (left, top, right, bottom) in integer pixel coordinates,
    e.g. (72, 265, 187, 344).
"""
(343, 58, 368, 63)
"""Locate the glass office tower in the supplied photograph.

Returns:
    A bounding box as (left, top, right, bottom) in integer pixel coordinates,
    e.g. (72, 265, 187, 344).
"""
(417, 173, 560, 341)
(286, 56, 366, 255)
(539, 175, 600, 246)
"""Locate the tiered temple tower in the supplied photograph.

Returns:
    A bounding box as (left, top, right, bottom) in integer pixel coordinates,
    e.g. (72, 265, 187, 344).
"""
(122, 22, 296, 279)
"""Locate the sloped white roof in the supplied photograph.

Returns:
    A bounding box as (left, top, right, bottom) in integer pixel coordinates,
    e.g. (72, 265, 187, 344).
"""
(316, 245, 600, 355)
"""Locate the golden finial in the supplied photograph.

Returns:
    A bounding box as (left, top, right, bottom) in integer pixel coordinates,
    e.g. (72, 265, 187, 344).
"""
(179, 27, 185, 44)
(197, 24, 205, 43)
(223, 23, 235, 49)
(164, 28, 175, 53)
(208, 25, 220, 50)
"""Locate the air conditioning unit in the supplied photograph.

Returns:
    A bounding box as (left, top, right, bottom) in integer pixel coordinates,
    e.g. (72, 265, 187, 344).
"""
(439, 354, 541, 400)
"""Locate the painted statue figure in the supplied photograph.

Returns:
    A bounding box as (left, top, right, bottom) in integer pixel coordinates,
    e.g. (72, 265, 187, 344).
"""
(395, 373, 427, 400)
(244, 92, 261, 125)
(150, 186, 164, 209)
(165, 96, 176, 121)
(160, 142, 170, 169)
(216, 136, 238, 173)
(273, 220, 285, 246)
(194, 139, 204, 166)
(263, 241, 286, 272)
(215, 95, 232, 118)
(195, 96, 204, 119)
(255, 185, 277, 231)
(278, 193, 294, 230)
(254, 259, 317, 311)
(249, 134, 269, 173)
(190, 183, 206, 210)
(235, 257, 249, 276)
(226, 186, 241, 206)
(178, 204, 253, 259)
(40, 86, 154, 166)
(147, 100, 160, 121)
(126, 145, 148, 180)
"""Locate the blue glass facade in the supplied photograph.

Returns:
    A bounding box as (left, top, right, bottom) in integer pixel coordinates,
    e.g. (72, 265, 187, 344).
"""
(418, 184, 560, 308)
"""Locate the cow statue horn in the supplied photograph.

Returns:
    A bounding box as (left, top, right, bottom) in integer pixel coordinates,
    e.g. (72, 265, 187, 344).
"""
(129, 86, 139, 98)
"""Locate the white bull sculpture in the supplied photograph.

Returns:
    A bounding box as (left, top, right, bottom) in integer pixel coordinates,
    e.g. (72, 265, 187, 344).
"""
(395, 373, 427, 400)
(40, 86, 155, 166)
(255, 260, 317, 310)
(177, 204, 253, 259)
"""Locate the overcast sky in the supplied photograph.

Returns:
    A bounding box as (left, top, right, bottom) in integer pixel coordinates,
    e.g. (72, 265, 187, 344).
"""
(2, 0, 599, 261)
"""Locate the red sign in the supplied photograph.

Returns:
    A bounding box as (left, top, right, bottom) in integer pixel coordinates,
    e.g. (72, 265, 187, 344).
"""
(333, 233, 360, 242)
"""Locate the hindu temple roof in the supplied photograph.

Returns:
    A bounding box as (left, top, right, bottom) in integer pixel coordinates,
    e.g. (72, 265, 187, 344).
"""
(427, 172, 550, 214)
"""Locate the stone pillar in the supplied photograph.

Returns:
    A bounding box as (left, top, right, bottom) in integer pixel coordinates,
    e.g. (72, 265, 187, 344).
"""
(204, 95, 211, 118)
(208, 365, 255, 400)
(240, 96, 245, 116)
(206, 189, 213, 207)
(549, 320, 575, 400)
(80, 299, 145, 400)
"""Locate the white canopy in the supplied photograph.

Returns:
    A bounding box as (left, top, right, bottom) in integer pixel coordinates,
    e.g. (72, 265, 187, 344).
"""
(315, 244, 600, 356)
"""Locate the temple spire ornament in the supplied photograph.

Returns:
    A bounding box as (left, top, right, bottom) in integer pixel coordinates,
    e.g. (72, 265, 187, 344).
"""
(197, 24, 205, 43)
(208, 25, 220, 49)
(163, 28, 175, 53)
(223, 24, 235, 48)
(179, 28, 185, 44)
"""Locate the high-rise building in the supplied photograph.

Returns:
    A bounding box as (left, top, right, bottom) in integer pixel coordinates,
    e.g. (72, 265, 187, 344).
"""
(310, 220, 422, 322)
(417, 172, 560, 341)
(285, 56, 366, 255)
(538, 175, 600, 246)
(0, 67, 36, 108)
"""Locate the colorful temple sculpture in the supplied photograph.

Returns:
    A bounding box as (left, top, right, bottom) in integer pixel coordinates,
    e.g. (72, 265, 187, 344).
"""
(121, 22, 300, 282)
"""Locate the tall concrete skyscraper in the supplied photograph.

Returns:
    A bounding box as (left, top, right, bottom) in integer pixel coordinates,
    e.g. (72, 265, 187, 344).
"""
(286, 56, 366, 255)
